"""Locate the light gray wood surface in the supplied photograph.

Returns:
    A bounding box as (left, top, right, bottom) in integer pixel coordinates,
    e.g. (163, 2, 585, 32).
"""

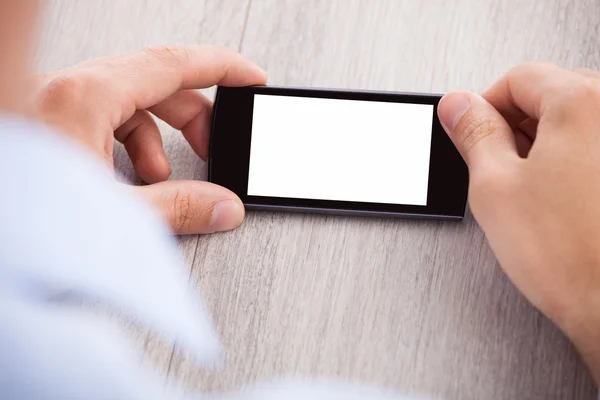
(37, 1, 600, 399)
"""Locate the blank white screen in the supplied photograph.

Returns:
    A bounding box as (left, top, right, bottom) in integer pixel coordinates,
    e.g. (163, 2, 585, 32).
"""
(247, 94, 434, 206)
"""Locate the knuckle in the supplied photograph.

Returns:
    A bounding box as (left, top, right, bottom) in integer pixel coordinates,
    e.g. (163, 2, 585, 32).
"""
(36, 73, 94, 107)
(171, 188, 194, 232)
(573, 67, 595, 75)
(509, 61, 555, 78)
(563, 79, 600, 103)
(203, 45, 234, 57)
(457, 112, 502, 154)
(37, 76, 81, 105)
(546, 78, 600, 122)
(170, 188, 211, 232)
(142, 45, 190, 67)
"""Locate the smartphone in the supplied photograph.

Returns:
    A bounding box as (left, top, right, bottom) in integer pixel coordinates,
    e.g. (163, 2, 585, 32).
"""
(209, 86, 468, 221)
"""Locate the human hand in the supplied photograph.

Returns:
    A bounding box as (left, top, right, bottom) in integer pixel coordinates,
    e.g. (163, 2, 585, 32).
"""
(437, 63, 600, 383)
(33, 45, 267, 235)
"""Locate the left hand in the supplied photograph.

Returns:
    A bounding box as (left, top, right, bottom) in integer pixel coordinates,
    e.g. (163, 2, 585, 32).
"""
(32, 45, 267, 234)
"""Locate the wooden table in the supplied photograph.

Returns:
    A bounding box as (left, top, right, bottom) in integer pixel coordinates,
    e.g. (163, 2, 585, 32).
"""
(38, 1, 599, 398)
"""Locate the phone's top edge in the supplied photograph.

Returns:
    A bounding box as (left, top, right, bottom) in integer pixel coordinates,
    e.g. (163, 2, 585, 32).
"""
(216, 85, 444, 98)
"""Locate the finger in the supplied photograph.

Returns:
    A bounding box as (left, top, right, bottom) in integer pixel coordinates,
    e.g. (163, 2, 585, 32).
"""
(483, 62, 583, 127)
(573, 68, 600, 80)
(89, 45, 267, 126)
(438, 91, 518, 167)
(29, 73, 52, 93)
(115, 110, 171, 184)
(148, 90, 212, 160)
(136, 180, 244, 235)
(34, 75, 115, 166)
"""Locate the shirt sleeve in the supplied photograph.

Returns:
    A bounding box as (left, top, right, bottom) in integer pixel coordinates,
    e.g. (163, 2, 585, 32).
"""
(0, 115, 436, 400)
(0, 116, 219, 400)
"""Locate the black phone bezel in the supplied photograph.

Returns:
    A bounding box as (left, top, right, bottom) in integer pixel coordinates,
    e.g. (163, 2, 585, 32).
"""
(209, 86, 468, 220)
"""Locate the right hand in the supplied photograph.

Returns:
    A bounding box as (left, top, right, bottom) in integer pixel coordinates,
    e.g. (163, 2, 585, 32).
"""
(437, 63, 600, 383)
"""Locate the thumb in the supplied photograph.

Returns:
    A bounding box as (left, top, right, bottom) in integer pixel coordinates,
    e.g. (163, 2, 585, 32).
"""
(437, 91, 517, 167)
(136, 180, 245, 235)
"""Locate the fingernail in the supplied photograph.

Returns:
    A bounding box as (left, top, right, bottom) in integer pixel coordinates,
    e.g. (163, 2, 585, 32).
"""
(210, 200, 245, 232)
(438, 92, 472, 134)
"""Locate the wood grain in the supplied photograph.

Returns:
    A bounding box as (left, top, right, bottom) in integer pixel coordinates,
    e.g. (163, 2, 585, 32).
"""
(38, 1, 600, 399)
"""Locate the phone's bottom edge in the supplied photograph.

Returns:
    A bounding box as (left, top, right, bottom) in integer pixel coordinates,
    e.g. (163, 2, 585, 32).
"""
(243, 204, 464, 221)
